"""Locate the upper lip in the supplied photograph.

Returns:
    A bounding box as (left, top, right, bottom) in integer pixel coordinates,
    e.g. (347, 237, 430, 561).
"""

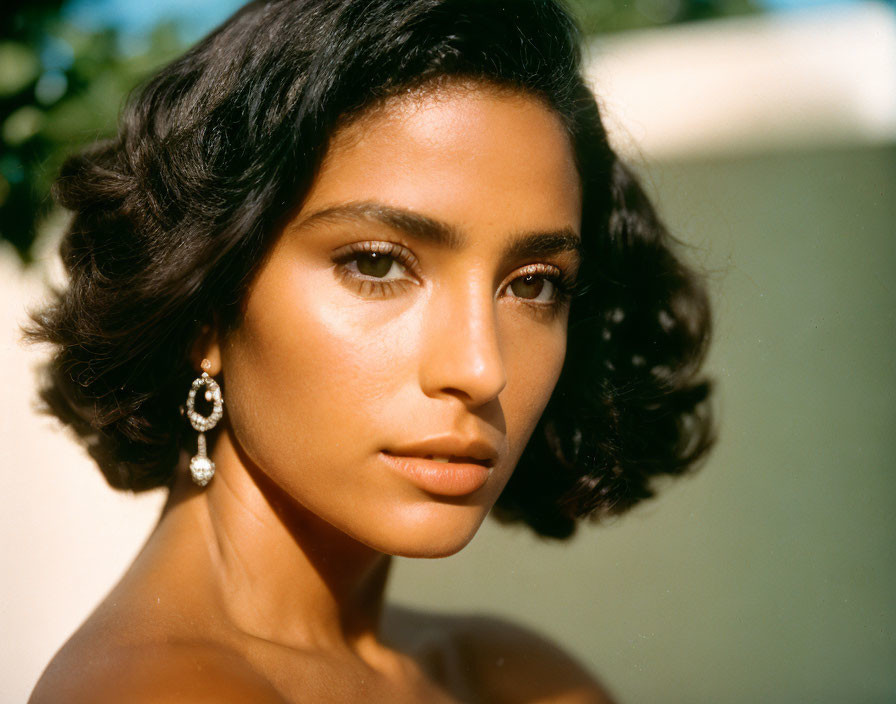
(384, 436, 499, 467)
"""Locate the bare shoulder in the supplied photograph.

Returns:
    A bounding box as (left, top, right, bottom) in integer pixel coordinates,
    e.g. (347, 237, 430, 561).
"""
(452, 613, 617, 704)
(29, 637, 286, 704)
(385, 605, 617, 704)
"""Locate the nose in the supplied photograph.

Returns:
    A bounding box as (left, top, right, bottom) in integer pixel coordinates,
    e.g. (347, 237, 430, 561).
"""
(418, 280, 507, 407)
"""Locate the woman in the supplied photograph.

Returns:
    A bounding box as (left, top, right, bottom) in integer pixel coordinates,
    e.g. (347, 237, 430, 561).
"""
(28, 0, 713, 701)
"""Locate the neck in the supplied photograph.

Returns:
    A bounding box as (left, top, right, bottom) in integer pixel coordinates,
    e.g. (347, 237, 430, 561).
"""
(166, 426, 392, 654)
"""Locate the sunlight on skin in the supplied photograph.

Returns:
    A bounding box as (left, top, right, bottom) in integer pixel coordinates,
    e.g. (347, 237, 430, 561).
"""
(30, 85, 605, 703)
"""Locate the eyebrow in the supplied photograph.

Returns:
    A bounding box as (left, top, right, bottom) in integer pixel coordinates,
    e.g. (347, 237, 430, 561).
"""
(293, 200, 582, 262)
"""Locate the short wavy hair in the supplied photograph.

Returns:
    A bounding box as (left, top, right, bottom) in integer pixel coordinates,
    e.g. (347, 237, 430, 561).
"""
(30, 0, 714, 539)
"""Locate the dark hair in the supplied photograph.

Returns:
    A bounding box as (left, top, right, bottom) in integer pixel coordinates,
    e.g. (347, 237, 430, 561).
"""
(29, 0, 713, 539)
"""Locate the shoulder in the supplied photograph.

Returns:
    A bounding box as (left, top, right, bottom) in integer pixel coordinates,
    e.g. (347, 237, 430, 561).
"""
(386, 606, 617, 704)
(29, 639, 286, 704)
(451, 614, 617, 704)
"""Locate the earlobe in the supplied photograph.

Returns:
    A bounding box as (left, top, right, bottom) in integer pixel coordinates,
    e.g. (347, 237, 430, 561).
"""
(191, 324, 223, 376)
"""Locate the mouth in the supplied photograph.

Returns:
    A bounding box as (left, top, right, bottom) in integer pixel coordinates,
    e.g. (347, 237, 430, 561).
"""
(404, 454, 493, 467)
(379, 451, 493, 496)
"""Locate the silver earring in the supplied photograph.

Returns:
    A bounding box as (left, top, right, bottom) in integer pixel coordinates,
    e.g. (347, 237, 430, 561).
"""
(186, 370, 223, 486)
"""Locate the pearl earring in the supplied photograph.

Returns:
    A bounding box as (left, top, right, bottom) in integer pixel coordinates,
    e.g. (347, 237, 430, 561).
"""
(185, 362, 223, 486)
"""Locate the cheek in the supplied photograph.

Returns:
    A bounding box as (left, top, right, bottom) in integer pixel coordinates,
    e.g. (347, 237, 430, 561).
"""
(219, 260, 408, 473)
(498, 313, 568, 459)
(220, 241, 569, 505)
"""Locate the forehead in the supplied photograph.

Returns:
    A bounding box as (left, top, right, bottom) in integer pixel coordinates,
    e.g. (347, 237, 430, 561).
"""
(300, 84, 582, 241)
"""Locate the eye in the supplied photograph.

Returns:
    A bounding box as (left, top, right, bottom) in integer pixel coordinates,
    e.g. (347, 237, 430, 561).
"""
(331, 241, 419, 298)
(507, 273, 556, 302)
(503, 263, 571, 306)
(349, 251, 407, 280)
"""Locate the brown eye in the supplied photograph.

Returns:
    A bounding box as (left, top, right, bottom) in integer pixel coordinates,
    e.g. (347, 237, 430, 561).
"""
(333, 241, 417, 293)
(356, 252, 396, 278)
(510, 274, 549, 300)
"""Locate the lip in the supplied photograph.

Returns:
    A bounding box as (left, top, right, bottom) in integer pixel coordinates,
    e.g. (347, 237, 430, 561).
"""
(380, 452, 491, 496)
(386, 436, 499, 466)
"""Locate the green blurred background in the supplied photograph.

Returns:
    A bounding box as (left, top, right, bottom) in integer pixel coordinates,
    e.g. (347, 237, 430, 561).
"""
(2, 0, 894, 702)
(391, 142, 896, 701)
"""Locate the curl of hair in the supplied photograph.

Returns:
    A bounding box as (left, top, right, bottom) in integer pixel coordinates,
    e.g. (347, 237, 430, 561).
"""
(28, 0, 714, 537)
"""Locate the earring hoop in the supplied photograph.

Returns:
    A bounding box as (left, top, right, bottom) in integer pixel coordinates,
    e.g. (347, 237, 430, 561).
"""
(185, 371, 223, 486)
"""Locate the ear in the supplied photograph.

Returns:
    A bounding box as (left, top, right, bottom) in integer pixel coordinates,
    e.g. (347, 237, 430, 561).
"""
(191, 323, 223, 377)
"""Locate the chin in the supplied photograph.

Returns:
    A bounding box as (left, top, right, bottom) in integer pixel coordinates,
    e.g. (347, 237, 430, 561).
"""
(360, 501, 489, 559)
(391, 535, 476, 560)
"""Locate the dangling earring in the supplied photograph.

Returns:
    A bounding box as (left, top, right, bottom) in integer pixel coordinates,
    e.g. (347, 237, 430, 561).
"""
(185, 361, 223, 486)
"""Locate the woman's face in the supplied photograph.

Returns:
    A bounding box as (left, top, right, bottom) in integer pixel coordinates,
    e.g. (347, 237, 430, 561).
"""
(217, 85, 582, 557)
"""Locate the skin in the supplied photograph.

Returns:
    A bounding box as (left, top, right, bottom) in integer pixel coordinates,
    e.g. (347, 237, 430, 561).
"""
(29, 85, 615, 703)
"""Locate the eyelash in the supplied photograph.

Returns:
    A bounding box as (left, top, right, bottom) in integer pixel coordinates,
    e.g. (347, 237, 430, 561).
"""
(331, 241, 578, 311)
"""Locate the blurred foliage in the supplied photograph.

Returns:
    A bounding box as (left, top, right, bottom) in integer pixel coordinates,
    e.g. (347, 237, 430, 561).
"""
(0, 0, 759, 262)
(0, 1, 185, 262)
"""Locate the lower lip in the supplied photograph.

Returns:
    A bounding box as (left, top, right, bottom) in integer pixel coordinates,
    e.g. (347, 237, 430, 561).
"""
(380, 453, 491, 496)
